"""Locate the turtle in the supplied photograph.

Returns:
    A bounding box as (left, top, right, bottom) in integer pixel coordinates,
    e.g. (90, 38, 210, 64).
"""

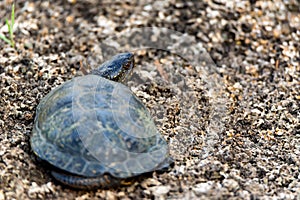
(30, 52, 173, 189)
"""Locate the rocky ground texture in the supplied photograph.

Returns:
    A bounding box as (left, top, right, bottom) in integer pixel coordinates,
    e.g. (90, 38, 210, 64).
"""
(0, 0, 299, 199)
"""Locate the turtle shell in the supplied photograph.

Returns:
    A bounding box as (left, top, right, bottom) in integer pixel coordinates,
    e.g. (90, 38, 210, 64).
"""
(31, 74, 172, 181)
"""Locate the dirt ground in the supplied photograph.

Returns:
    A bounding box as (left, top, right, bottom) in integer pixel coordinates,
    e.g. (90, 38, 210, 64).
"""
(0, 0, 299, 199)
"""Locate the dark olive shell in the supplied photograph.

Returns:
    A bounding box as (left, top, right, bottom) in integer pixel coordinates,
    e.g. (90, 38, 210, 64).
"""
(31, 74, 172, 188)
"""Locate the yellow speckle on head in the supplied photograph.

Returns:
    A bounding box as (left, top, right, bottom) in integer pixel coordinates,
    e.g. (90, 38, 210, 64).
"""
(120, 180, 132, 185)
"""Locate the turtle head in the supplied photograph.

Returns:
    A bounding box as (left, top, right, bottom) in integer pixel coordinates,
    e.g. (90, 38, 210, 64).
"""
(91, 52, 135, 82)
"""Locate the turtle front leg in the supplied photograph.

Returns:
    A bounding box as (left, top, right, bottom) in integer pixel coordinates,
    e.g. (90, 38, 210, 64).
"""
(51, 171, 120, 189)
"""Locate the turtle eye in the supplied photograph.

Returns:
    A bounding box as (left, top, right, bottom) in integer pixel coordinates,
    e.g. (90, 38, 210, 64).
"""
(124, 62, 131, 70)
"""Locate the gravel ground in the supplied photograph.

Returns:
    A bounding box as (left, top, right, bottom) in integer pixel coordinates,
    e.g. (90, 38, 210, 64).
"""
(0, 0, 299, 199)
